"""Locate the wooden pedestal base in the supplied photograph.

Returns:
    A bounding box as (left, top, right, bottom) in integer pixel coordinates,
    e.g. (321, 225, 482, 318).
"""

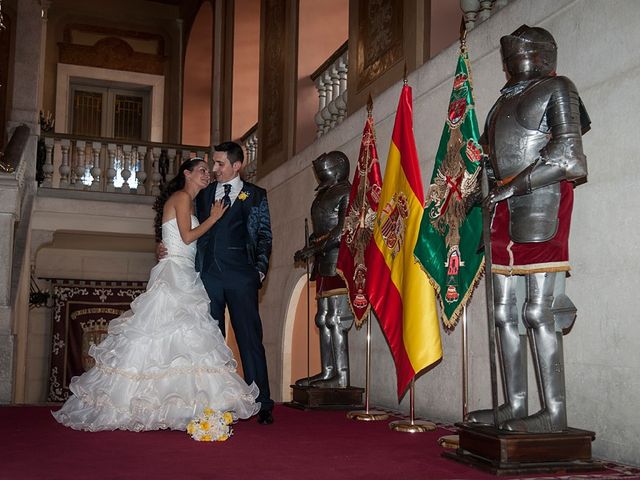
(443, 422, 605, 476)
(284, 385, 364, 410)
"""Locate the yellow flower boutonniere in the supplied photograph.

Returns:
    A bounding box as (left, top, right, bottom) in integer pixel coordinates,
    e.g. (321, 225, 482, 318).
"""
(238, 191, 250, 201)
(187, 408, 235, 442)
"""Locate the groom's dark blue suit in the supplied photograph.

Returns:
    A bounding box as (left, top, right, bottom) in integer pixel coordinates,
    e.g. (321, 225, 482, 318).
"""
(195, 180, 274, 412)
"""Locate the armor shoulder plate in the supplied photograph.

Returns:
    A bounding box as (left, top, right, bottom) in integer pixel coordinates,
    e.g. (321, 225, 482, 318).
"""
(514, 77, 556, 131)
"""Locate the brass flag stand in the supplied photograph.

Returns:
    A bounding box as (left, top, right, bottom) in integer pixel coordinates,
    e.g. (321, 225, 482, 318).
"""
(389, 378, 436, 433)
(438, 306, 469, 448)
(347, 312, 389, 421)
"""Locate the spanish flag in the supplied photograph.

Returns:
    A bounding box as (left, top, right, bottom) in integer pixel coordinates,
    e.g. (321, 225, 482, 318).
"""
(367, 84, 443, 398)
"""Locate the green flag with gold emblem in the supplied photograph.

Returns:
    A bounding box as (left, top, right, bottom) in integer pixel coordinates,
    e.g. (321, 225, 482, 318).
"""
(414, 46, 484, 330)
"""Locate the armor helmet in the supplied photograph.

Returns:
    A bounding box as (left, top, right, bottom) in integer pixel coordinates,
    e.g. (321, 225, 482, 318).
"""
(500, 25, 557, 85)
(312, 151, 350, 188)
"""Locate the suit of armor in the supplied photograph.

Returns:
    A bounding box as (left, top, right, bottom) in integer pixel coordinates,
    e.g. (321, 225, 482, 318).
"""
(294, 151, 354, 388)
(466, 26, 589, 433)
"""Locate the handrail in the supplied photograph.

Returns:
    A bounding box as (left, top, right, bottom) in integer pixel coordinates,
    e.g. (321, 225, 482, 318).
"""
(310, 41, 348, 82)
(239, 123, 258, 144)
(40, 131, 209, 153)
(0, 124, 30, 173)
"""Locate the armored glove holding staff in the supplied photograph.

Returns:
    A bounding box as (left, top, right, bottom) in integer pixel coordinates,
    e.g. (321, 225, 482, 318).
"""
(294, 151, 354, 388)
(466, 25, 590, 433)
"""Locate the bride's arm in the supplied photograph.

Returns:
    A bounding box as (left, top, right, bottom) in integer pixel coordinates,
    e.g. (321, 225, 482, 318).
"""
(174, 192, 227, 245)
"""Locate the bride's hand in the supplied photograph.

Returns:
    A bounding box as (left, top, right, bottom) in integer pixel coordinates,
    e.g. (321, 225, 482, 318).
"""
(209, 200, 228, 223)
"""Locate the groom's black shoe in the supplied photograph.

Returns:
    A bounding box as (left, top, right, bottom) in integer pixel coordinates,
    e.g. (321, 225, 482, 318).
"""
(257, 409, 274, 425)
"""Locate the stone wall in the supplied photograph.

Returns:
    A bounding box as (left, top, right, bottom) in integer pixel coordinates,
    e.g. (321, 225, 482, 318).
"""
(257, 0, 640, 466)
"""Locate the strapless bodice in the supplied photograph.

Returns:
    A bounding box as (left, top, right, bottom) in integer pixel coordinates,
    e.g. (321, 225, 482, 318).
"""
(161, 216, 199, 262)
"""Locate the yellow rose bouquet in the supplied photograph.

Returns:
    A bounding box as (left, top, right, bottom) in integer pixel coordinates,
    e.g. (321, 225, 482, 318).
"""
(186, 408, 235, 442)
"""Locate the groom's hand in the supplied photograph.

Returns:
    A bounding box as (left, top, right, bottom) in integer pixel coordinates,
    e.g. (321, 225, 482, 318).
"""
(156, 242, 168, 261)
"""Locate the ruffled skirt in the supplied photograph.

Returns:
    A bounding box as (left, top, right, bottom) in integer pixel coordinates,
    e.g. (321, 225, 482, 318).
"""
(52, 256, 260, 432)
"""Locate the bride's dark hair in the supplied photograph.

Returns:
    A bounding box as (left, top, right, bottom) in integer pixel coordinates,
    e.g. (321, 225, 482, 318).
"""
(153, 157, 206, 241)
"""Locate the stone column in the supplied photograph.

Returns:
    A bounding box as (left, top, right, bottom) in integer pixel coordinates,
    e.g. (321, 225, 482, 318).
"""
(8, 0, 45, 131)
(1, 0, 47, 403)
(210, 0, 234, 147)
(257, 0, 299, 177)
(0, 177, 19, 402)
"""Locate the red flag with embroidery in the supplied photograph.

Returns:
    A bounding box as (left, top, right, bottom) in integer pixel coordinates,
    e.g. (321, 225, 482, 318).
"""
(368, 84, 443, 398)
(337, 110, 383, 327)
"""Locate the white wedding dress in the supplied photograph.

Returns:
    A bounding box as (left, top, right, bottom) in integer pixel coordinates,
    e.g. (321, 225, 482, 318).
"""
(53, 216, 260, 432)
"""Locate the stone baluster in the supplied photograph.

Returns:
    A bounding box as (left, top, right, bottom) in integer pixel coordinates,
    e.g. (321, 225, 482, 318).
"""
(74, 141, 86, 190)
(327, 66, 341, 129)
(121, 144, 132, 193)
(241, 131, 258, 180)
(59, 139, 70, 188)
(477, 0, 494, 22)
(42, 137, 54, 187)
(461, 0, 480, 31)
(167, 148, 177, 184)
(494, 0, 508, 9)
(90, 142, 102, 191)
(133, 147, 140, 188)
(314, 77, 328, 138)
(136, 146, 148, 195)
(246, 144, 257, 179)
(105, 143, 117, 192)
(150, 147, 162, 197)
(247, 135, 258, 166)
(321, 70, 334, 135)
(83, 141, 93, 188)
(334, 53, 348, 125)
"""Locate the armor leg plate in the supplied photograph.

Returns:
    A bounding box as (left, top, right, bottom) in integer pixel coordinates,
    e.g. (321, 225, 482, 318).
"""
(309, 295, 353, 388)
(501, 272, 568, 432)
(467, 274, 528, 425)
(295, 297, 335, 386)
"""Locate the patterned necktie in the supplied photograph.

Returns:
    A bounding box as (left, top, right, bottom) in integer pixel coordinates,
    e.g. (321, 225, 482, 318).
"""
(222, 183, 232, 208)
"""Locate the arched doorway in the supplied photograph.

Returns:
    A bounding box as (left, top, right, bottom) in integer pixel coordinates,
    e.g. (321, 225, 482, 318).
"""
(281, 274, 320, 401)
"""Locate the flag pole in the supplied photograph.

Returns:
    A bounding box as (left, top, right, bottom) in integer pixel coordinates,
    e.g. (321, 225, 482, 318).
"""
(462, 306, 469, 418)
(304, 218, 311, 384)
(389, 378, 436, 432)
(347, 311, 389, 421)
(483, 201, 500, 426)
(458, 14, 472, 424)
(438, 305, 469, 448)
(347, 95, 388, 422)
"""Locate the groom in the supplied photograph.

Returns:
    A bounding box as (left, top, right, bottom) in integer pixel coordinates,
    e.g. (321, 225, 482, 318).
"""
(195, 141, 274, 425)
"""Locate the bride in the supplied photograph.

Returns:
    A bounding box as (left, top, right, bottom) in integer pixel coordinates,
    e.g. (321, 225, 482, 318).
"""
(53, 157, 260, 432)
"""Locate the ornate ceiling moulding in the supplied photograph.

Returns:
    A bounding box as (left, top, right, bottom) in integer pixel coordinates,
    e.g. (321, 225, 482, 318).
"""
(59, 23, 166, 76)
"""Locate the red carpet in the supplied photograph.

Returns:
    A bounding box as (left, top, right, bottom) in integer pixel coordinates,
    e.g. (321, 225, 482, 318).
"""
(2, 405, 638, 480)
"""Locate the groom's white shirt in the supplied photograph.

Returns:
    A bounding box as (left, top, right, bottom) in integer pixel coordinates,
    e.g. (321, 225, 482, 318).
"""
(214, 175, 243, 206)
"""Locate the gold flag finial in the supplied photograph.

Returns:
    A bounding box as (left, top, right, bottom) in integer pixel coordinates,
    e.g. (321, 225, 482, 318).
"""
(367, 93, 373, 115)
(459, 16, 468, 48)
(403, 62, 408, 85)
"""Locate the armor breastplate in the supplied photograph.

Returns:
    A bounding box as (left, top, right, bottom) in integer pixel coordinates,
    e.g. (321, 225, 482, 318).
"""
(488, 80, 561, 243)
(311, 183, 349, 276)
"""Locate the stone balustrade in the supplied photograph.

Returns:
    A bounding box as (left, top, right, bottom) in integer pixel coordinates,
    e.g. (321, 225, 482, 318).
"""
(311, 41, 348, 139)
(40, 133, 208, 196)
(460, 0, 509, 31)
